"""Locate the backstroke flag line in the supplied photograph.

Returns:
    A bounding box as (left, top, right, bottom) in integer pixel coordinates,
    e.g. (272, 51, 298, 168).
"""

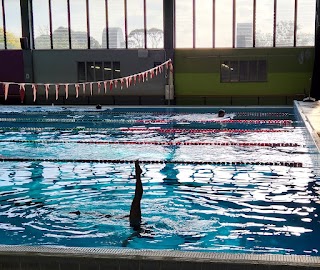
(0, 59, 173, 102)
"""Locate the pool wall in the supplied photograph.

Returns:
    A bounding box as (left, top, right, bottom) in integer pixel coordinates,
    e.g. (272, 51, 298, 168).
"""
(0, 47, 313, 106)
(175, 48, 313, 106)
(1, 246, 320, 270)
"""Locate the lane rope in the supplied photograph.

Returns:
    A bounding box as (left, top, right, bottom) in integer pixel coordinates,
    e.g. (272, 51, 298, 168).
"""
(136, 119, 293, 124)
(0, 118, 293, 124)
(0, 111, 291, 117)
(119, 128, 294, 133)
(0, 127, 296, 133)
(0, 157, 303, 167)
(0, 139, 304, 148)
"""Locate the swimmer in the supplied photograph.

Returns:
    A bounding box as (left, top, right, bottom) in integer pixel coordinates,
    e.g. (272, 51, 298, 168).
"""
(96, 104, 102, 109)
(69, 160, 143, 230)
(218, 109, 225, 117)
(129, 160, 143, 231)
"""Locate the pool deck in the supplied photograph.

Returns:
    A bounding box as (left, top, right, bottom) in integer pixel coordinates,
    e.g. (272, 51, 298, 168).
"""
(296, 100, 320, 151)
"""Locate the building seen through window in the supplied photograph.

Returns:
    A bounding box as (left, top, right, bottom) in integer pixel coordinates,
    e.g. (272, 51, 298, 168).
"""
(0, 0, 316, 50)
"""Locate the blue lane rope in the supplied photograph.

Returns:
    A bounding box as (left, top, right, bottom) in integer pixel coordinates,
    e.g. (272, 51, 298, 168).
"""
(0, 139, 304, 148)
(0, 157, 303, 167)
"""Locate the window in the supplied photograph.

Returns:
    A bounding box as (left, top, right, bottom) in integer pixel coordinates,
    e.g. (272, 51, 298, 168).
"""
(51, 0, 69, 49)
(113, 62, 121, 79)
(70, 0, 87, 49)
(33, 0, 51, 49)
(89, 0, 105, 48)
(146, 0, 163, 48)
(127, 0, 145, 48)
(276, 0, 295, 47)
(3, 0, 21, 49)
(78, 61, 121, 82)
(0, 1, 4, 49)
(221, 60, 267, 82)
(103, 62, 112, 80)
(175, 0, 193, 48)
(215, 0, 233, 48)
(297, 0, 315, 46)
(195, 0, 212, 48)
(256, 1, 274, 47)
(236, 0, 253, 48)
(78, 62, 86, 82)
(108, 0, 125, 48)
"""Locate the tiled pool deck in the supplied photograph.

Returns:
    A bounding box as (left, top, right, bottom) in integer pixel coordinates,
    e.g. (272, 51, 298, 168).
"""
(1, 102, 320, 270)
(296, 100, 320, 151)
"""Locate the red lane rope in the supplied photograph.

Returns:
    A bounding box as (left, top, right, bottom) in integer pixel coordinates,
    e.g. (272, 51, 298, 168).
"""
(136, 119, 293, 124)
(0, 139, 303, 147)
(0, 157, 303, 167)
(119, 128, 294, 133)
(0, 111, 291, 116)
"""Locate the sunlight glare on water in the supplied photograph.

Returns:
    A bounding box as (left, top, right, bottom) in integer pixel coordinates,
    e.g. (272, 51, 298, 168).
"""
(0, 106, 319, 255)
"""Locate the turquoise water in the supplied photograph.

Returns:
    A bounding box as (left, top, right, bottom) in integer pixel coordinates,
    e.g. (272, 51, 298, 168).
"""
(0, 106, 319, 255)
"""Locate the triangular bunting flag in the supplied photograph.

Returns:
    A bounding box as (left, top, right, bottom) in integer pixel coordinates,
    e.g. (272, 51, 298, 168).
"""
(3, 83, 9, 101)
(55, 84, 60, 100)
(75, 84, 79, 98)
(97, 82, 101, 94)
(169, 62, 174, 73)
(120, 78, 124, 89)
(32, 84, 37, 102)
(45, 84, 50, 100)
(65, 84, 69, 99)
(19, 84, 25, 103)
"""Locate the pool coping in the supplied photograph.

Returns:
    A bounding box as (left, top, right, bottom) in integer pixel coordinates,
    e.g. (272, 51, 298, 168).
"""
(295, 100, 320, 152)
(0, 245, 320, 268)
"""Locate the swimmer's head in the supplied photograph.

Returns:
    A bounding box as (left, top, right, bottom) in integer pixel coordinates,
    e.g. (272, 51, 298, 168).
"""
(218, 109, 225, 117)
(96, 104, 102, 109)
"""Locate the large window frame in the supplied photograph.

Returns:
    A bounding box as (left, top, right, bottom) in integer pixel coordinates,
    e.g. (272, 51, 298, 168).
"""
(30, 0, 164, 50)
(174, 0, 315, 49)
(0, 0, 316, 50)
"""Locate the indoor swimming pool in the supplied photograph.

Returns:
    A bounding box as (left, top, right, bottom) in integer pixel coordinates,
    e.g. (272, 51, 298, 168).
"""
(0, 106, 319, 256)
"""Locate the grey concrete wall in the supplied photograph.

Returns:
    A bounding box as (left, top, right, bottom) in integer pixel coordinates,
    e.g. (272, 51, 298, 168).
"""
(28, 49, 168, 105)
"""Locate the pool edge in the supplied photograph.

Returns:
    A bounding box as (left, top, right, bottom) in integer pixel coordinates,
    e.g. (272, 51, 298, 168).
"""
(0, 245, 320, 269)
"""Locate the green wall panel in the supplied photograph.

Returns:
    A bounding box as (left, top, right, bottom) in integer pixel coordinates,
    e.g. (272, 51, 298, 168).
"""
(175, 72, 311, 96)
(174, 48, 314, 101)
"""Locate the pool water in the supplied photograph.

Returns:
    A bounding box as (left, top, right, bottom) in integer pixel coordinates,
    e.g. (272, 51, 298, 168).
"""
(0, 106, 319, 255)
